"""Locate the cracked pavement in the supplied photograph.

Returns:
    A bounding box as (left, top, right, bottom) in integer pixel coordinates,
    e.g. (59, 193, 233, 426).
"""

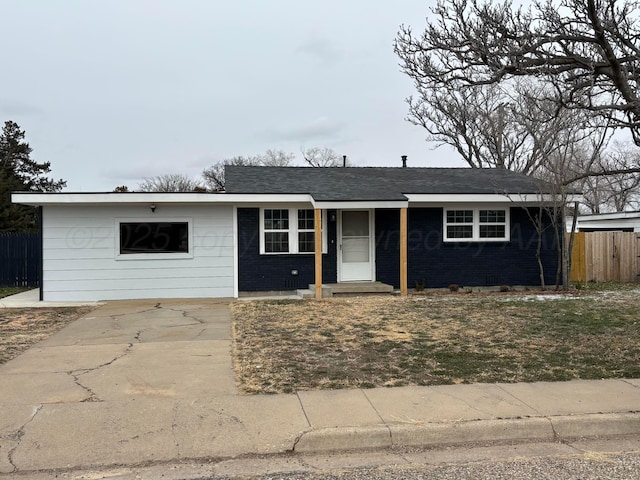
(0, 299, 310, 473)
(2, 298, 640, 475)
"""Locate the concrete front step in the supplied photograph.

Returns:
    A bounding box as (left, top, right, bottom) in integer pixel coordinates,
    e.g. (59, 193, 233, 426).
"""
(299, 283, 395, 298)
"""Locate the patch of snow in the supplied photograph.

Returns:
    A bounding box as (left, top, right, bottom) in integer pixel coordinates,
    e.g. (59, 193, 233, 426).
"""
(498, 294, 598, 302)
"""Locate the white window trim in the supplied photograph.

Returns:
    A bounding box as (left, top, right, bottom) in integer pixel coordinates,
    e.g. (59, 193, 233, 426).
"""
(259, 208, 328, 255)
(115, 217, 194, 260)
(262, 209, 291, 253)
(443, 208, 510, 242)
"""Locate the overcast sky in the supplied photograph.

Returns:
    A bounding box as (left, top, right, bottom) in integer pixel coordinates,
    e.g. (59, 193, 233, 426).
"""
(2, 0, 463, 191)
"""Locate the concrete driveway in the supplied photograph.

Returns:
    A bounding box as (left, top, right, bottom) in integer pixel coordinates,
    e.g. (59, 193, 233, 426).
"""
(0, 299, 309, 473)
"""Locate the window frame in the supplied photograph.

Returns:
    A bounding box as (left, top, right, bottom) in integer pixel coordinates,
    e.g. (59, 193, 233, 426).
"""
(262, 208, 290, 253)
(443, 207, 510, 242)
(259, 208, 328, 255)
(296, 208, 316, 253)
(115, 218, 194, 260)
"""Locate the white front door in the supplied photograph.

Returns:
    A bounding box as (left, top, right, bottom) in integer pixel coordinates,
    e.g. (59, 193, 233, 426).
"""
(339, 210, 374, 282)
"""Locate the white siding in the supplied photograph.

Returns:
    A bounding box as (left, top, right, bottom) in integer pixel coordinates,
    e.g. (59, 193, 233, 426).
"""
(569, 214, 640, 232)
(41, 205, 235, 301)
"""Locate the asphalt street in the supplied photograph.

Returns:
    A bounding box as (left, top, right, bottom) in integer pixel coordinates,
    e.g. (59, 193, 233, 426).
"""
(233, 453, 640, 480)
(214, 437, 640, 480)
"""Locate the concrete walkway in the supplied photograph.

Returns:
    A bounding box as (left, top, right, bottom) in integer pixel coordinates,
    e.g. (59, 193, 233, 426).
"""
(1, 298, 640, 475)
(0, 288, 102, 308)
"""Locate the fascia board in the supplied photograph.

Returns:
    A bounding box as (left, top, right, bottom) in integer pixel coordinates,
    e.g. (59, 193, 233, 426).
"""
(224, 194, 315, 204)
(312, 200, 409, 209)
(405, 193, 579, 204)
(13, 191, 582, 208)
(579, 211, 640, 221)
(11, 192, 314, 206)
(578, 219, 639, 229)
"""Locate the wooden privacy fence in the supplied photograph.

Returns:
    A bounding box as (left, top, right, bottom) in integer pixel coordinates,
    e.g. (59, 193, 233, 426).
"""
(570, 231, 640, 283)
(0, 232, 40, 287)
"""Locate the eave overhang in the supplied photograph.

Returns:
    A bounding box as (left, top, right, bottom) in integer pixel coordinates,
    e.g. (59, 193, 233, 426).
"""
(12, 191, 582, 208)
(11, 192, 314, 206)
(405, 193, 583, 205)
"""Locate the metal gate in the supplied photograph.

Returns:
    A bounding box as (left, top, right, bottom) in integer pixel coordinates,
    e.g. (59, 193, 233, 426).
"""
(0, 232, 40, 287)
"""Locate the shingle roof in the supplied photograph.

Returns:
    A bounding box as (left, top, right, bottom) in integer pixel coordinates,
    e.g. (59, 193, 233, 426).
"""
(224, 166, 550, 201)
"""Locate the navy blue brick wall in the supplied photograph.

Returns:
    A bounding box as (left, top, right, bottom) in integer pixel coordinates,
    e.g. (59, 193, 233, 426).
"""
(237, 208, 337, 292)
(375, 209, 401, 288)
(375, 207, 559, 289)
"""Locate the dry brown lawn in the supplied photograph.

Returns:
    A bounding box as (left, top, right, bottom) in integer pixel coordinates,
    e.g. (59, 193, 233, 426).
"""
(231, 289, 640, 394)
(0, 307, 94, 364)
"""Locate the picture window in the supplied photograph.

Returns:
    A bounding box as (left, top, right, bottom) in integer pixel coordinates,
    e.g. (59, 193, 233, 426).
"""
(119, 222, 189, 254)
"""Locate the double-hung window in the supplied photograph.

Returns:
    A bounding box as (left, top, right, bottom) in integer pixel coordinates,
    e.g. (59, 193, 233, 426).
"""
(445, 210, 474, 239)
(297, 209, 315, 253)
(261, 208, 326, 254)
(263, 209, 290, 253)
(478, 209, 507, 239)
(443, 208, 509, 242)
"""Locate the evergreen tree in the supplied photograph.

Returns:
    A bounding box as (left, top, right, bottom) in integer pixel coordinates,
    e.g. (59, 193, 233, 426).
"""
(0, 121, 66, 232)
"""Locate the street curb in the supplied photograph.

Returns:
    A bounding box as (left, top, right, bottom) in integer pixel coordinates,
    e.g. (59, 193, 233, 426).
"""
(550, 412, 640, 438)
(294, 425, 392, 453)
(390, 417, 553, 448)
(293, 413, 640, 453)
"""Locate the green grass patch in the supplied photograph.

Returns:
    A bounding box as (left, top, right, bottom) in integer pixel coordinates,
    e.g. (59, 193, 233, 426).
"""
(573, 281, 639, 292)
(0, 287, 30, 299)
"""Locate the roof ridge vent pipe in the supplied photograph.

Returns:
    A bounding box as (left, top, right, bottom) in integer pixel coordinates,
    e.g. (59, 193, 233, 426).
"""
(401, 155, 407, 168)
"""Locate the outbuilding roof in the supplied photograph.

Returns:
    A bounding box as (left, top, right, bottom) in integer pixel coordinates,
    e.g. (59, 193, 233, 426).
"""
(225, 166, 552, 201)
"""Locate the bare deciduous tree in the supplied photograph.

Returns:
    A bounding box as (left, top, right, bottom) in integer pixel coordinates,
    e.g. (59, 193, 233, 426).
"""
(137, 173, 204, 192)
(579, 142, 640, 212)
(202, 149, 295, 191)
(502, 112, 611, 290)
(261, 149, 296, 167)
(395, 0, 640, 146)
(602, 147, 640, 211)
(202, 156, 260, 192)
(404, 78, 602, 175)
(301, 147, 350, 167)
(394, 0, 640, 288)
